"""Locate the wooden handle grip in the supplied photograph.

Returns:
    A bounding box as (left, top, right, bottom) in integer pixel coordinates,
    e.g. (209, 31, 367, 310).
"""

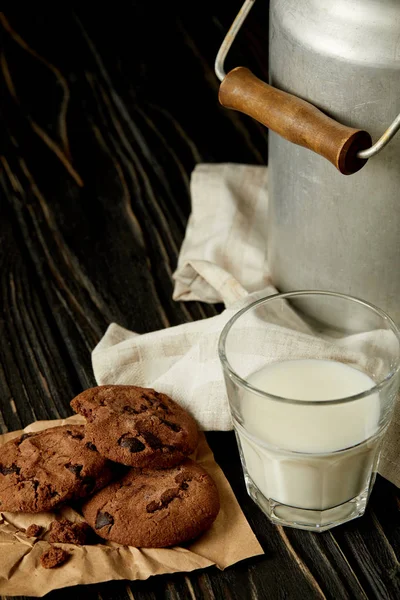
(219, 67, 372, 175)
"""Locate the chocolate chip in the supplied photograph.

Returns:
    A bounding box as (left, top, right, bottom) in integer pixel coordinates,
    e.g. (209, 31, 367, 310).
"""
(119, 436, 145, 453)
(67, 464, 83, 477)
(146, 488, 180, 513)
(160, 418, 181, 433)
(166, 445, 179, 453)
(86, 442, 97, 451)
(181, 482, 189, 490)
(141, 431, 163, 449)
(158, 402, 170, 412)
(140, 393, 153, 405)
(146, 500, 160, 513)
(0, 463, 20, 476)
(81, 476, 95, 492)
(123, 405, 138, 414)
(175, 472, 192, 485)
(160, 488, 179, 504)
(66, 429, 84, 440)
(95, 511, 114, 529)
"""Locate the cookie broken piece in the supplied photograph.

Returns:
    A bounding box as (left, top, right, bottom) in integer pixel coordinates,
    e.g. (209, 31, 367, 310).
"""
(0, 425, 115, 512)
(40, 546, 70, 569)
(82, 459, 220, 547)
(49, 519, 92, 545)
(71, 385, 199, 468)
(26, 524, 42, 537)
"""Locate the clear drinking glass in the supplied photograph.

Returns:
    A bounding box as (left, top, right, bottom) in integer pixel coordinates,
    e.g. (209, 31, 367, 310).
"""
(218, 291, 400, 531)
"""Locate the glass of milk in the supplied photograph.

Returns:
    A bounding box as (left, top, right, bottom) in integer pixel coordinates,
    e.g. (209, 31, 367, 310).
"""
(218, 291, 400, 531)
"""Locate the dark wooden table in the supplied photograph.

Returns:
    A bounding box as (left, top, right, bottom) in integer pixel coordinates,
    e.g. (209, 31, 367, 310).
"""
(1, 4, 399, 599)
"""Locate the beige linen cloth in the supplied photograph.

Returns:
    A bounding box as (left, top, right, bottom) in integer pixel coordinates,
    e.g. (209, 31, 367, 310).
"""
(93, 163, 400, 488)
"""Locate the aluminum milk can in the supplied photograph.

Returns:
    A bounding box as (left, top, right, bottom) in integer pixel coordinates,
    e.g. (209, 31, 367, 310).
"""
(216, 0, 400, 322)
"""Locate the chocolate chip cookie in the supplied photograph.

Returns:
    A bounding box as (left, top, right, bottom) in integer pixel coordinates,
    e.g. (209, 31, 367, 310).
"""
(71, 386, 199, 468)
(82, 459, 220, 547)
(0, 425, 114, 512)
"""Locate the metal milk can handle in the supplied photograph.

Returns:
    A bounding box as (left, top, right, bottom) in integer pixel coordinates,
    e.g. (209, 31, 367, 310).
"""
(215, 0, 400, 175)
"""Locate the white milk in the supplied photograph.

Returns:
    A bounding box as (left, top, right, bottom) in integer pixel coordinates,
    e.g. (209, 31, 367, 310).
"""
(236, 359, 381, 511)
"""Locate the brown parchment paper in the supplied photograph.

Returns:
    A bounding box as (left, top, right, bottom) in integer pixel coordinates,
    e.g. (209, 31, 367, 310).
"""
(0, 416, 263, 597)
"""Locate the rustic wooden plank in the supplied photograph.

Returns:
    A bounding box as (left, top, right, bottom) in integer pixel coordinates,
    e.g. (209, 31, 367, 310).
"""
(283, 528, 369, 599)
(0, 183, 85, 427)
(370, 476, 400, 558)
(331, 504, 400, 599)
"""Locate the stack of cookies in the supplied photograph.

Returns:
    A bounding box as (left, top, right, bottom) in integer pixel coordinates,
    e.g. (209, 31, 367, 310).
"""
(0, 385, 220, 550)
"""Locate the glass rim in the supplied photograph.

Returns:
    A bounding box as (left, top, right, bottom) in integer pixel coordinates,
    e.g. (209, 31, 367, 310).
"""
(218, 290, 400, 406)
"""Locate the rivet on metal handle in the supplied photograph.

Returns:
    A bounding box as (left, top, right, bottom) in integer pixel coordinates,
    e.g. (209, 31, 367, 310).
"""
(215, 0, 400, 160)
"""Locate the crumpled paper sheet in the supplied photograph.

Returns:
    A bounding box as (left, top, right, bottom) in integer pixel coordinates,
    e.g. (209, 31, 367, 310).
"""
(0, 415, 263, 597)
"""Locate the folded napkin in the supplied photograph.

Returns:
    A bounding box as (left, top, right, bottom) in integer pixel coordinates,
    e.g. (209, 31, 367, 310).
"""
(93, 163, 400, 488)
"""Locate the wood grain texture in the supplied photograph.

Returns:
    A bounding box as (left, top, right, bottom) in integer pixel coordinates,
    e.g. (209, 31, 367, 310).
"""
(0, 3, 399, 599)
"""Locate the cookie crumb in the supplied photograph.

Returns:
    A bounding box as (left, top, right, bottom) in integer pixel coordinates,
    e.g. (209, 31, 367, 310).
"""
(40, 546, 70, 569)
(26, 524, 42, 537)
(49, 519, 92, 545)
